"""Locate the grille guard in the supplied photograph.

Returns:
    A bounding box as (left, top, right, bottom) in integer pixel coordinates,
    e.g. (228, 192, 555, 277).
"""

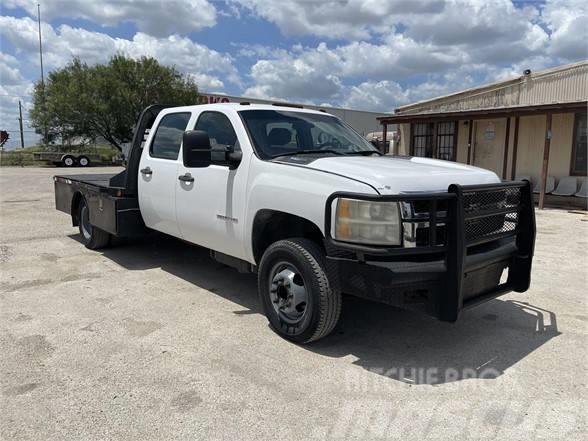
(324, 180, 536, 321)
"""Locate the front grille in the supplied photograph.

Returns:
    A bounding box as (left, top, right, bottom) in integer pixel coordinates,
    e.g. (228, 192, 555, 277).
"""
(462, 187, 522, 244)
(402, 185, 524, 248)
(415, 224, 447, 247)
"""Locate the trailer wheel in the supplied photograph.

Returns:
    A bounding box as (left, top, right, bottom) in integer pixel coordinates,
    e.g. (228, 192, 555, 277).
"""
(63, 155, 75, 167)
(78, 199, 110, 249)
(78, 156, 90, 167)
(258, 238, 341, 344)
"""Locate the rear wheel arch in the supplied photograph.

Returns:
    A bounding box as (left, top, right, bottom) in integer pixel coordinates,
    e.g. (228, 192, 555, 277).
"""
(251, 209, 325, 265)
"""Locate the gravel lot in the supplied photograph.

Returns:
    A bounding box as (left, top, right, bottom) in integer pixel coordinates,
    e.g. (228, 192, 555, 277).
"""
(1, 166, 586, 440)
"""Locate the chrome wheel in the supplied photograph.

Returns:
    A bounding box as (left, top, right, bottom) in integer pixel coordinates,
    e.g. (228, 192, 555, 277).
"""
(269, 262, 308, 324)
(80, 204, 92, 241)
(79, 157, 89, 167)
(64, 157, 74, 166)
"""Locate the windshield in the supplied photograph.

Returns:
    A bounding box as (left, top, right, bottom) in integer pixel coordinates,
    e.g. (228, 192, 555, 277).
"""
(239, 109, 380, 159)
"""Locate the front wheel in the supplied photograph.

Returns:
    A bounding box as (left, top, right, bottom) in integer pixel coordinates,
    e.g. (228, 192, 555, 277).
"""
(78, 199, 110, 249)
(258, 238, 341, 343)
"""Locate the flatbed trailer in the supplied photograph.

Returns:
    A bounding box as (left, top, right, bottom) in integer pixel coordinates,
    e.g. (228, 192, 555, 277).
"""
(34, 151, 102, 167)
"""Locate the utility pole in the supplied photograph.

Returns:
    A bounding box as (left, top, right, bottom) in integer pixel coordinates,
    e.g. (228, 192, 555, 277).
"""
(37, 3, 49, 147)
(18, 101, 25, 149)
(37, 3, 45, 85)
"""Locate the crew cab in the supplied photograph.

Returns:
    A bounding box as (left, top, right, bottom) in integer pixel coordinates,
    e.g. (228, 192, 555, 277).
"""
(53, 103, 536, 343)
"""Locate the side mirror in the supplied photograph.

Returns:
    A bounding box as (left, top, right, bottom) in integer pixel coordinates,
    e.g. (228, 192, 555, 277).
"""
(183, 130, 211, 168)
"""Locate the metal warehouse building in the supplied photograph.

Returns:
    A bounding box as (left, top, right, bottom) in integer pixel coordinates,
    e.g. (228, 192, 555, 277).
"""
(379, 61, 588, 209)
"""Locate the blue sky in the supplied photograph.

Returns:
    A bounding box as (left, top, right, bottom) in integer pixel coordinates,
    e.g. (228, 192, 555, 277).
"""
(1, 0, 587, 148)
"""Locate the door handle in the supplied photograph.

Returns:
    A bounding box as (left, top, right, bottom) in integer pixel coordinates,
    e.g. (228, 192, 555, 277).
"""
(178, 173, 194, 183)
(140, 167, 152, 175)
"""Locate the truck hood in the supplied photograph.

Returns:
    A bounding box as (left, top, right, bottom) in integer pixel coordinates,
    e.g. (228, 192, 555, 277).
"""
(292, 155, 500, 194)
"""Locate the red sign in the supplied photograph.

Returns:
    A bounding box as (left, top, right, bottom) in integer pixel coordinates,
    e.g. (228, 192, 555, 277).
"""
(199, 95, 231, 104)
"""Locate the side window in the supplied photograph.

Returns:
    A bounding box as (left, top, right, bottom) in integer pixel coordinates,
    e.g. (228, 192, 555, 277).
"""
(150, 112, 191, 160)
(194, 112, 239, 151)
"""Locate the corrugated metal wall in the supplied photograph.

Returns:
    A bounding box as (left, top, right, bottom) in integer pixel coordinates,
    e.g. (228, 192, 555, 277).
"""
(397, 61, 588, 115)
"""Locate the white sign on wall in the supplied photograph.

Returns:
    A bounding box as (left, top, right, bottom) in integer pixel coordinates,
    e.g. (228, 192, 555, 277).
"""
(484, 123, 496, 141)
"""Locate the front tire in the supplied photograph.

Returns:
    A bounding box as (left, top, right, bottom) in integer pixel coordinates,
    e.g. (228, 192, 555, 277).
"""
(258, 238, 341, 343)
(78, 199, 110, 249)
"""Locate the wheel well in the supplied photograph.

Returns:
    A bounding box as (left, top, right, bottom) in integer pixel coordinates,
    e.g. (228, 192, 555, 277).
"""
(71, 192, 84, 226)
(252, 210, 324, 264)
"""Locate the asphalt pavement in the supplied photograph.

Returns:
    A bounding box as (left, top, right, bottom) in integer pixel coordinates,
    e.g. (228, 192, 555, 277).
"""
(0, 166, 586, 440)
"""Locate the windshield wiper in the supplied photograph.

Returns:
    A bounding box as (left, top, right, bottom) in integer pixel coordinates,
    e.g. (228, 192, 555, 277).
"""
(271, 149, 343, 158)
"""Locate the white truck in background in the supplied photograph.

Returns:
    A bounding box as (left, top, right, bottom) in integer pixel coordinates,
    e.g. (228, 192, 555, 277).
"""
(53, 103, 536, 343)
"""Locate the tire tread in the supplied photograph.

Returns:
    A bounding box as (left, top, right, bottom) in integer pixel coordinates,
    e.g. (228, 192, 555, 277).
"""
(259, 238, 341, 343)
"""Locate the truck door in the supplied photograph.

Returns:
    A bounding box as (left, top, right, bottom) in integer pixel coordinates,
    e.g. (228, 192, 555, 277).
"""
(138, 111, 192, 238)
(175, 111, 249, 260)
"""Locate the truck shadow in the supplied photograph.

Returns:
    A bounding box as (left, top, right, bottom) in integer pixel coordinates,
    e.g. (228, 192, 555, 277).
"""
(78, 233, 560, 386)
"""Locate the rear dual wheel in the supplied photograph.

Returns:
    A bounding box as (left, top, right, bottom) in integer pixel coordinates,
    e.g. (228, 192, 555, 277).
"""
(258, 238, 341, 343)
(78, 199, 110, 249)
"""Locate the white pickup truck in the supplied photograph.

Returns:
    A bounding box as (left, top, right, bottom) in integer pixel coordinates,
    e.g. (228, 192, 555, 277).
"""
(54, 103, 536, 343)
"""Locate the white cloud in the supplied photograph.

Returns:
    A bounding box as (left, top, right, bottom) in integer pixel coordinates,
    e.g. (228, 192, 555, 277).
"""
(188, 73, 224, 92)
(244, 56, 343, 101)
(343, 80, 410, 111)
(238, 0, 585, 111)
(2, 0, 586, 128)
(0, 16, 239, 86)
(541, 0, 588, 61)
(0, 52, 37, 149)
(231, 0, 444, 40)
(0, 16, 240, 148)
(3, 0, 217, 37)
(0, 53, 24, 86)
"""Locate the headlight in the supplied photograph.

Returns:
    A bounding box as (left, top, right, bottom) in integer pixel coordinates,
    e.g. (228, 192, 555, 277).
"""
(334, 198, 401, 245)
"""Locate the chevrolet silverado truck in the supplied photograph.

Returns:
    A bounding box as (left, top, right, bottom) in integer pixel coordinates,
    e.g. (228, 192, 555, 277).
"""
(53, 103, 536, 343)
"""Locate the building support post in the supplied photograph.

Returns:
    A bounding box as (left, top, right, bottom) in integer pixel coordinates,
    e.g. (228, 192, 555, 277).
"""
(467, 119, 473, 164)
(539, 112, 552, 209)
(502, 117, 511, 179)
(431, 122, 438, 158)
(510, 116, 520, 180)
(381, 122, 388, 154)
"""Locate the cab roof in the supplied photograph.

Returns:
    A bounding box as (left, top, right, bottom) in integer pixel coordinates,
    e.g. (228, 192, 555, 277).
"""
(161, 102, 332, 116)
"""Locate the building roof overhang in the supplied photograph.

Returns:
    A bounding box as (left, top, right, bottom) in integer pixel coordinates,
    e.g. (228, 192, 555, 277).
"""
(378, 101, 588, 124)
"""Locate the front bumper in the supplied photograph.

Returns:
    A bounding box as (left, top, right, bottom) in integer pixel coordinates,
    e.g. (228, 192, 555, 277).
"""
(324, 181, 536, 322)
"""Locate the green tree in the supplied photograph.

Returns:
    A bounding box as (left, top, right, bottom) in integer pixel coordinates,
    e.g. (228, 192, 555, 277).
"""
(30, 55, 200, 150)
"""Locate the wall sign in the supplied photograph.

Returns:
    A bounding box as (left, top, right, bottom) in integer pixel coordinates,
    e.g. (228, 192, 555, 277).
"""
(484, 123, 496, 141)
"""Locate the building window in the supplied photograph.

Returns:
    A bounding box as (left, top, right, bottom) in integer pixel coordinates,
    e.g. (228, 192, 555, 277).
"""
(411, 121, 457, 161)
(412, 123, 434, 157)
(571, 112, 587, 176)
(436, 122, 457, 161)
